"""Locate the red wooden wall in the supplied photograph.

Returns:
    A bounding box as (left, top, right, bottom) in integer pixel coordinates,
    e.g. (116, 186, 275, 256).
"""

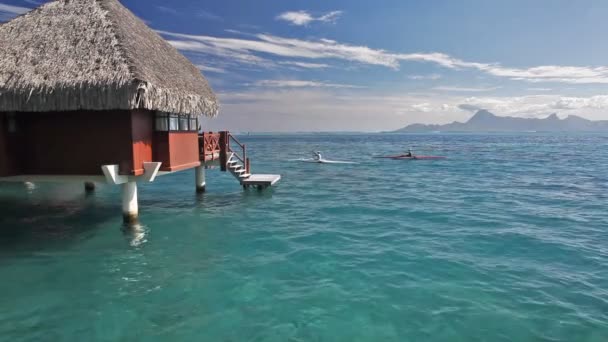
(153, 132, 200, 172)
(130, 110, 153, 176)
(1, 110, 153, 176)
(0, 110, 201, 177)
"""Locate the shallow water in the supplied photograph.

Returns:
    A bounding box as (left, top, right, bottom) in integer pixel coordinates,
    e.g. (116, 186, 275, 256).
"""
(1, 133, 607, 341)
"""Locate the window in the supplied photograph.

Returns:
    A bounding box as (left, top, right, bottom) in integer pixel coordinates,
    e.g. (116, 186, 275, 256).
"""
(190, 116, 198, 132)
(169, 114, 179, 131)
(179, 116, 189, 131)
(155, 112, 168, 131)
(154, 112, 198, 132)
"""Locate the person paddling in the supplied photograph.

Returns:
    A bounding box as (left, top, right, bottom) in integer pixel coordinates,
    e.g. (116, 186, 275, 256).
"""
(312, 151, 322, 161)
(404, 148, 413, 157)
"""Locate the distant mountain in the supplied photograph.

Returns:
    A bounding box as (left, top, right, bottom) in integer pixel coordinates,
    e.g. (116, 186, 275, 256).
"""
(395, 110, 608, 132)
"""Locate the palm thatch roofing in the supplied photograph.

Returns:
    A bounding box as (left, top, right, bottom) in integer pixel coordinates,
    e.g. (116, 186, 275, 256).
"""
(0, 0, 218, 117)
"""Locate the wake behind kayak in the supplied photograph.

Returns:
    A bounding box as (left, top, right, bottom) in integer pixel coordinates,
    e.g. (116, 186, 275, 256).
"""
(291, 158, 358, 164)
(290, 151, 357, 164)
(374, 154, 446, 160)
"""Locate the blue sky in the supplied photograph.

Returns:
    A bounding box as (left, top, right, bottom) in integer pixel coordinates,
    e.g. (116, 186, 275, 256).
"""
(2, 0, 608, 131)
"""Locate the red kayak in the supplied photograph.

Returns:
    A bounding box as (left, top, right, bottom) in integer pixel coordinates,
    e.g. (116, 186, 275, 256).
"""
(375, 155, 446, 160)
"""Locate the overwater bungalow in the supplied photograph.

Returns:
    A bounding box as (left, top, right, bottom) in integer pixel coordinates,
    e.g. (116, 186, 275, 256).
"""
(0, 0, 280, 223)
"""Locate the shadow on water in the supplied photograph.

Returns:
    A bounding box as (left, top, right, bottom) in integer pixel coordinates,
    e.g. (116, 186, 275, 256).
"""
(0, 187, 123, 255)
(0, 178, 277, 254)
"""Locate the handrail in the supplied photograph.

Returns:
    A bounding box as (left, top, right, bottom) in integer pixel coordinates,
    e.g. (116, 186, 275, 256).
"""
(227, 132, 246, 169)
(231, 151, 245, 164)
(217, 131, 251, 173)
(229, 134, 245, 149)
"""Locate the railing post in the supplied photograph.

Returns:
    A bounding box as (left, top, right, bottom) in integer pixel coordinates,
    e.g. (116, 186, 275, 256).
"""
(242, 144, 246, 167)
(246, 158, 250, 174)
(219, 131, 228, 171)
(199, 133, 205, 162)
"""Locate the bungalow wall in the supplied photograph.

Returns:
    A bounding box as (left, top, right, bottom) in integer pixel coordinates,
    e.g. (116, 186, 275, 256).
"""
(2, 110, 151, 176)
(0, 113, 9, 176)
(0, 110, 201, 177)
(153, 131, 200, 172)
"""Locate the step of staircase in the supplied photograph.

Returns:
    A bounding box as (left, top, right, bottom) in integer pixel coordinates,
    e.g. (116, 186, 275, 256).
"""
(225, 153, 279, 188)
(242, 174, 281, 188)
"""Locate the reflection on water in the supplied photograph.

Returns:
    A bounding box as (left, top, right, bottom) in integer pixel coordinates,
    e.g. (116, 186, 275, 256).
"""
(122, 223, 148, 247)
(24, 182, 36, 193)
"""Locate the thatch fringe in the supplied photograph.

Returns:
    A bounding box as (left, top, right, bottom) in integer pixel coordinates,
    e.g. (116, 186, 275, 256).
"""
(137, 82, 219, 116)
(0, 80, 219, 116)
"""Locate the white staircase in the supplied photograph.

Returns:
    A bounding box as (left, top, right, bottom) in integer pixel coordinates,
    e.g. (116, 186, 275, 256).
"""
(226, 152, 281, 189)
(199, 132, 280, 189)
(227, 153, 251, 183)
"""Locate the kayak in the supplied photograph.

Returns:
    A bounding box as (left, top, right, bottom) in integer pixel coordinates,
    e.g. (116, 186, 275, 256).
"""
(375, 155, 446, 160)
(291, 158, 358, 164)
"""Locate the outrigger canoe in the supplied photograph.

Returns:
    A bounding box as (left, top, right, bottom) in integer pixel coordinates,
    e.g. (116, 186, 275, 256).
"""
(374, 155, 446, 160)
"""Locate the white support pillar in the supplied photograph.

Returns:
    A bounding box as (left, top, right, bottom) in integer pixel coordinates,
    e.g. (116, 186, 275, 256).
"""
(195, 166, 206, 193)
(122, 182, 138, 224)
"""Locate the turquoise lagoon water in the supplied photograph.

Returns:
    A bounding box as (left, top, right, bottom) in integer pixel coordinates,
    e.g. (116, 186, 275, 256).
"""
(0, 133, 607, 341)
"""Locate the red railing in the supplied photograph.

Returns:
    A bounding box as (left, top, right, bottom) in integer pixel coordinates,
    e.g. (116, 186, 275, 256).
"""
(199, 132, 221, 162)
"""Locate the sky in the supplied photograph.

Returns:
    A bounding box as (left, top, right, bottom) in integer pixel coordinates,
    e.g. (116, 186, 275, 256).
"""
(2, 0, 608, 131)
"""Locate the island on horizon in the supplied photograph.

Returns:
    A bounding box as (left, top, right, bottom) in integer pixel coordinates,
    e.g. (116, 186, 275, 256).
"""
(393, 110, 608, 133)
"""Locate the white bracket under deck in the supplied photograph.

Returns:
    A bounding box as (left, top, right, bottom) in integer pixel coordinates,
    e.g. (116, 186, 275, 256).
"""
(142, 162, 162, 182)
(101, 162, 162, 185)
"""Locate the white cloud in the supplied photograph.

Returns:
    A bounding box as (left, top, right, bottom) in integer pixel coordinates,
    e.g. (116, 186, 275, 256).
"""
(155, 6, 178, 15)
(278, 61, 330, 69)
(254, 80, 362, 88)
(433, 86, 499, 92)
(410, 103, 433, 113)
(406, 102, 456, 113)
(477, 65, 608, 84)
(276, 10, 343, 26)
(317, 11, 343, 23)
(208, 89, 433, 132)
(408, 74, 442, 80)
(0, 3, 31, 21)
(527, 87, 552, 91)
(160, 30, 608, 84)
(276, 11, 313, 25)
(196, 65, 226, 73)
(396, 52, 488, 70)
(168, 39, 276, 68)
(551, 95, 608, 110)
(203, 88, 608, 132)
(459, 95, 608, 117)
(198, 10, 222, 21)
(160, 30, 402, 69)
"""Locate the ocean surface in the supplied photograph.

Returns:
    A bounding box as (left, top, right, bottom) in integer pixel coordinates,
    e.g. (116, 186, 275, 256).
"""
(0, 133, 607, 341)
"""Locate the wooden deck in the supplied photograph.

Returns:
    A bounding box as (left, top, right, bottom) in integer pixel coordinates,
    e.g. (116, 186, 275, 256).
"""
(242, 174, 281, 188)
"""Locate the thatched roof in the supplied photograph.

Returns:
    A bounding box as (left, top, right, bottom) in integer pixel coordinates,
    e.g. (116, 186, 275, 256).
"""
(0, 0, 218, 117)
